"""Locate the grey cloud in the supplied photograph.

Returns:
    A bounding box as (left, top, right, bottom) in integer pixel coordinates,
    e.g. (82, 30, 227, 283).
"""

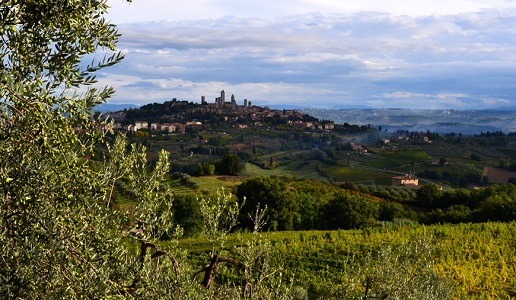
(121, 81, 160, 89)
(100, 9, 516, 109)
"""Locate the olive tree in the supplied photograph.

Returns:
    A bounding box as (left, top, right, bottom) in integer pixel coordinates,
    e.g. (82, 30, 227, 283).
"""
(0, 2, 290, 298)
(0, 0, 135, 298)
(330, 238, 455, 300)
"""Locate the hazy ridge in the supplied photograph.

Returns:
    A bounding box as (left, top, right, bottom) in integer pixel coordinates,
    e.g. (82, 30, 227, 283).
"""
(301, 108, 516, 135)
(97, 103, 516, 135)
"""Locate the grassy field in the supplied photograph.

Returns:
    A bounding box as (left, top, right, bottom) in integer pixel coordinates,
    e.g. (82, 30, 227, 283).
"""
(168, 178, 199, 194)
(186, 176, 242, 194)
(243, 160, 329, 182)
(362, 150, 430, 170)
(325, 165, 394, 185)
(178, 222, 516, 299)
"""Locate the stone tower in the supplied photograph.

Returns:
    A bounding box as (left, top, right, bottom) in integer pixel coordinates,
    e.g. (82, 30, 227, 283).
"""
(231, 94, 236, 110)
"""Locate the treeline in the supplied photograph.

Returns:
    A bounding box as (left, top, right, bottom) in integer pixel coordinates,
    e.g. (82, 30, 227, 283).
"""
(171, 178, 516, 237)
(169, 153, 244, 176)
(353, 182, 516, 224)
(173, 177, 396, 236)
(415, 184, 516, 224)
(235, 176, 408, 231)
(334, 122, 378, 134)
(124, 99, 200, 123)
(396, 129, 516, 139)
(418, 169, 485, 187)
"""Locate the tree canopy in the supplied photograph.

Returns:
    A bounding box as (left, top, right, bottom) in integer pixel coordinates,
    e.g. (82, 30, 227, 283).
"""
(0, 1, 132, 297)
(236, 176, 296, 231)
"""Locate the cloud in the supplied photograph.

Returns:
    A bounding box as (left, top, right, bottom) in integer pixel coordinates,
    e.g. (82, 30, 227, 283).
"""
(367, 92, 472, 109)
(95, 8, 516, 109)
(107, 0, 516, 23)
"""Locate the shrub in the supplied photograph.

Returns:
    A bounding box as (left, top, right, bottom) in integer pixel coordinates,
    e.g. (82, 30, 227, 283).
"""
(322, 192, 379, 229)
(329, 239, 455, 299)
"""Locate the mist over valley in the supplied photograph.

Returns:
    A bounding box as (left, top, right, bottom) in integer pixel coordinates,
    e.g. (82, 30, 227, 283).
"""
(303, 108, 516, 135)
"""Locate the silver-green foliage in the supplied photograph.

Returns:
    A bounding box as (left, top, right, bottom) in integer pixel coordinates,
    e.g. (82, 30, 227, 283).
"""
(233, 205, 299, 300)
(330, 238, 455, 300)
(196, 199, 298, 299)
(199, 188, 242, 256)
(0, 1, 128, 298)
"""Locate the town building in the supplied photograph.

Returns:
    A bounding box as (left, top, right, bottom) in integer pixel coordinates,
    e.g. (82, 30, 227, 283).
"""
(392, 174, 419, 187)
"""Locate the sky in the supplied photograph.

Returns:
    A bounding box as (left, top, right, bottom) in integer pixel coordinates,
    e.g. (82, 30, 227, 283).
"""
(99, 0, 516, 109)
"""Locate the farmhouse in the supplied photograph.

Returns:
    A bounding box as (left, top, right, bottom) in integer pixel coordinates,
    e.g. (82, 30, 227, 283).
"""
(392, 174, 419, 187)
(134, 121, 148, 131)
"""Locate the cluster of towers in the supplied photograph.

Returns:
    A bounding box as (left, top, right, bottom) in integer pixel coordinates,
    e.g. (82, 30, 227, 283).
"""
(201, 90, 251, 110)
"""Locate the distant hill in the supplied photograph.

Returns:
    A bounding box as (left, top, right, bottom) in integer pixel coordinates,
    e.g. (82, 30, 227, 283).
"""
(267, 104, 315, 110)
(95, 103, 140, 112)
(303, 108, 516, 135)
(95, 101, 516, 135)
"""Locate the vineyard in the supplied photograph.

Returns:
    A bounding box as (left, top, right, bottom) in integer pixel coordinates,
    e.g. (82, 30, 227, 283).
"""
(420, 144, 469, 158)
(483, 167, 516, 183)
(179, 222, 516, 299)
(421, 143, 508, 160)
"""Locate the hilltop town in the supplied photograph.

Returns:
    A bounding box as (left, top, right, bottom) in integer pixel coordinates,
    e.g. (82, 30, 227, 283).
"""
(104, 90, 335, 133)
